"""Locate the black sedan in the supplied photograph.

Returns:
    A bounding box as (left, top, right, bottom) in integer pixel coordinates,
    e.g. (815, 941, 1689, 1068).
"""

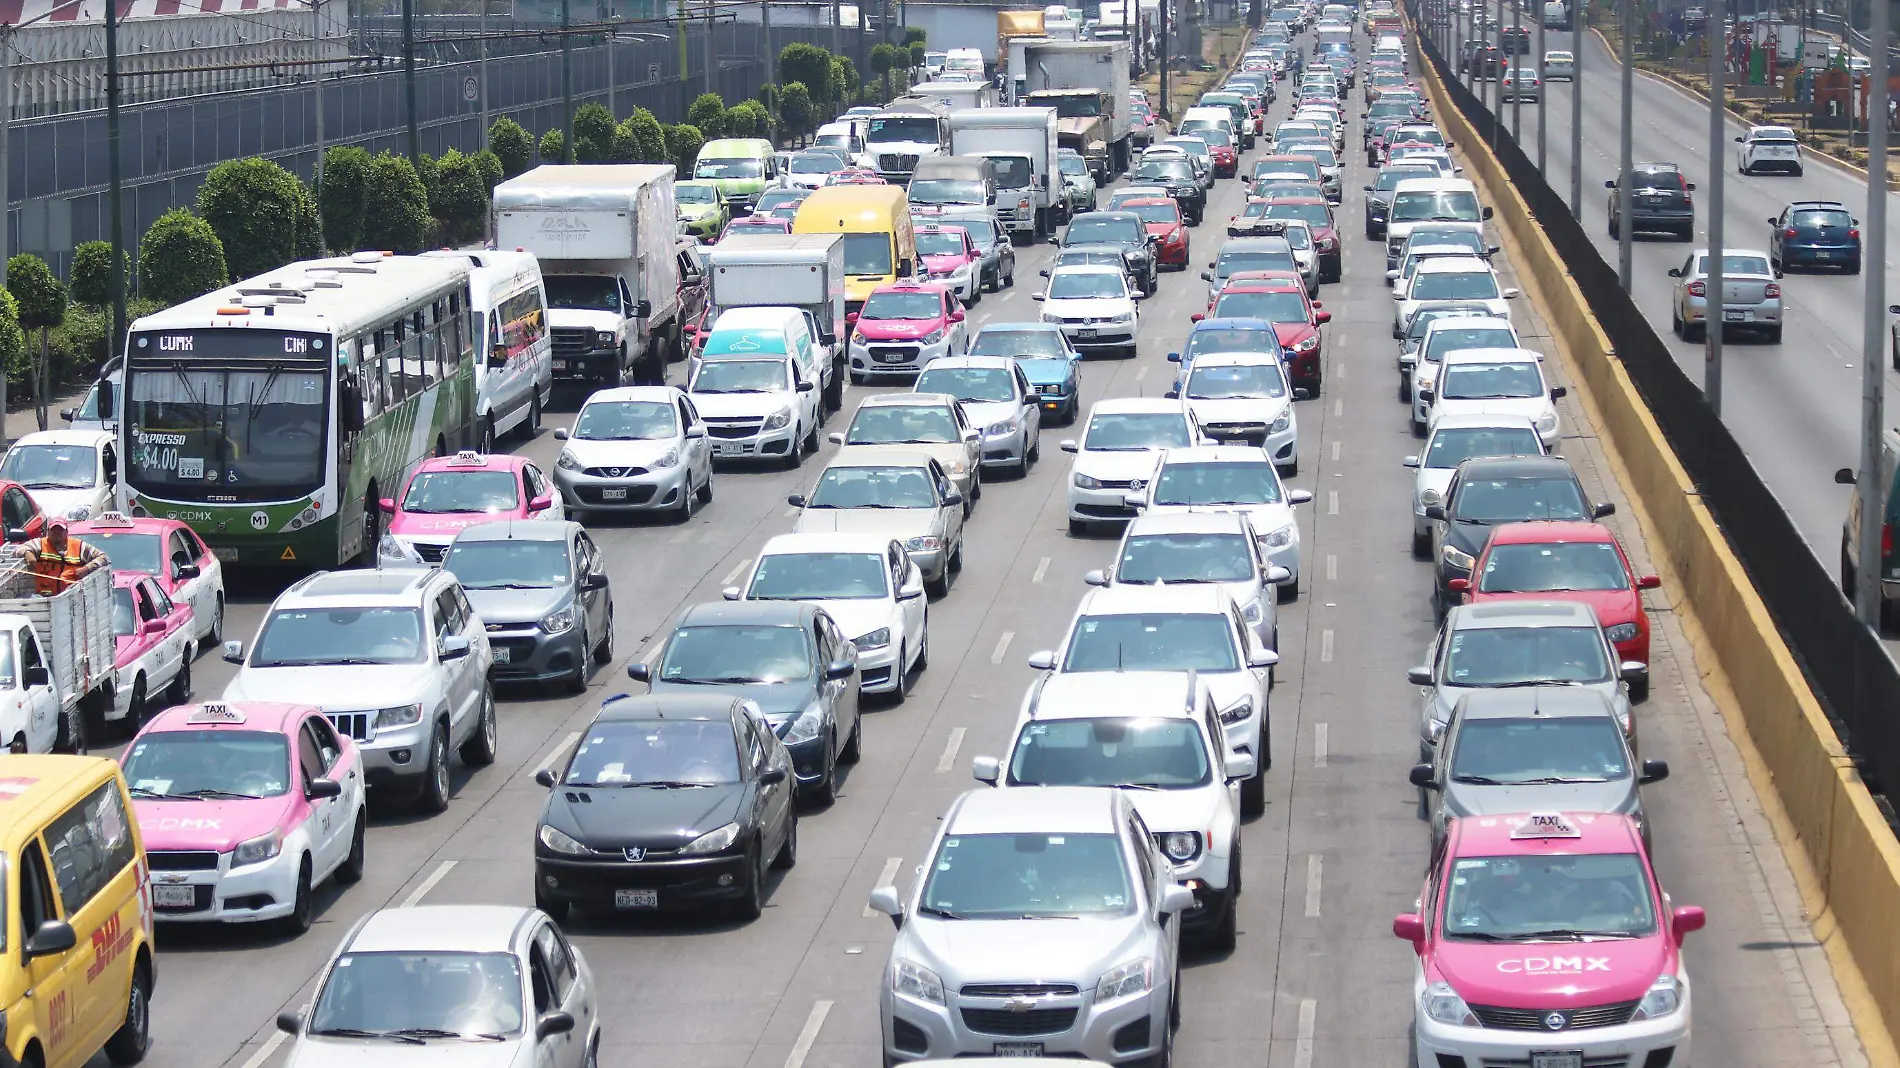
(1062, 211, 1159, 295)
(1423, 455, 1614, 619)
(532, 692, 799, 922)
(629, 600, 861, 805)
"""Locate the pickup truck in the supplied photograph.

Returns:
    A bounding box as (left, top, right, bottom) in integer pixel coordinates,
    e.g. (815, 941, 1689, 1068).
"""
(0, 564, 115, 753)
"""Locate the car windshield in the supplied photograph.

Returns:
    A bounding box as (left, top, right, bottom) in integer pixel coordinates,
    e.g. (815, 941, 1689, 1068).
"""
(123, 729, 292, 800)
(789, 155, 838, 174)
(1452, 476, 1589, 521)
(249, 607, 425, 667)
(1116, 532, 1255, 583)
(1066, 217, 1142, 245)
(1630, 168, 1682, 192)
(1262, 202, 1330, 228)
(747, 552, 889, 600)
(660, 624, 811, 684)
(867, 115, 942, 141)
(1282, 226, 1313, 250)
(939, 219, 998, 248)
(1084, 412, 1192, 451)
(1391, 190, 1482, 222)
(308, 952, 525, 1038)
(544, 276, 622, 313)
(1696, 254, 1772, 276)
(1186, 327, 1280, 357)
(1410, 228, 1485, 253)
(1445, 624, 1612, 684)
(573, 400, 677, 441)
(843, 234, 895, 276)
(909, 178, 987, 205)
(563, 715, 743, 787)
(1217, 250, 1296, 276)
(1377, 167, 1438, 191)
(1059, 156, 1090, 175)
(756, 190, 808, 212)
(74, 532, 163, 576)
(971, 329, 1067, 359)
(920, 832, 1135, 919)
(1154, 461, 1283, 506)
(695, 158, 764, 179)
(807, 464, 938, 508)
(915, 232, 969, 257)
(1442, 852, 1656, 940)
(1440, 361, 1542, 400)
(400, 470, 518, 514)
(1412, 271, 1500, 300)
(1134, 161, 1194, 183)
(916, 367, 1016, 403)
(1186, 362, 1287, 399)
(692, 359, 788, 394)
(1058, 250, 1126, 272)
(1007, 717, 1212, 788)
(1064, 612, 1239, 672)
(1479, 541, 1630, 592)
(1215, 290, 1307, 322)
(442, 540, 571, 590)
(1424, 327, 1516, 362)
(1286, 145, 1338, 167)
(863, 291, 943, 320)
(1259, 161, 1321, 181)
(1128, 202, 1182, 225)
(1049, 272, 1128, 299)
(1425, 427, 1544, 469)
(989, 157, 1032, 187)
(676, 184, 720, 204)
(847, 404, 959, 444)
(0, 445, 95, 489)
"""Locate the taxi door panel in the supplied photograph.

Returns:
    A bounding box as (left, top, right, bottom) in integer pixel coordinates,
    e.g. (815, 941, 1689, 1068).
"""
(295, 724, 338, 874)
(169, 531, 212, 633)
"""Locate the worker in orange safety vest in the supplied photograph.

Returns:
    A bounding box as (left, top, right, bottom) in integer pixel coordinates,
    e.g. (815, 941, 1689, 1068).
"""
(14, 518, 106, 596)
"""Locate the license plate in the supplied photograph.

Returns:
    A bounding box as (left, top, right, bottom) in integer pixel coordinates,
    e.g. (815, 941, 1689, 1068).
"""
(1724, 309, 1749, 322)
(600, 487, 628, 500)
(992, 1044, 1044, 1058)
(552, 360, 567, 371)
(615, 888, 658, 909)
(153, 885, 196, 907)
(715, 442, 747, 456)
(213, 547, 238, 562)
(1530, 1053, 1582, 1068)
(1080, 329, 1097, 339)
(492, 646, 512, 663)
(1819, 250, 1838, 258)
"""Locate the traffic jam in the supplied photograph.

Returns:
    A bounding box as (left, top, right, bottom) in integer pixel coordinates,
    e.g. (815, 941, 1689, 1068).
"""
(0, 4, 1710, 1068)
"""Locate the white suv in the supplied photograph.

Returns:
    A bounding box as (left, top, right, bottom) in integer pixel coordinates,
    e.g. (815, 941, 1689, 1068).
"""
(688, 351, 823, 468)
(222, 568, 496, 814)
(1062, 397, 1203, 535)
(972, 671, 1254, 950)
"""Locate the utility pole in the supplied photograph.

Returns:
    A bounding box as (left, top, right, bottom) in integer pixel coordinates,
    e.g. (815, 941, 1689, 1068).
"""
(478, 0, 489, 140)
(1570, 0, 1581, 217)
(1, 26, 11, 292)
(312, 0, 326, 188)
(1617, 0, 1633, 290)
(1490, 0, 1501, 147)
(1535, 0, 1545, 168)
(1159, 0, 1169, 122)
(105, 0, 126, 350)
(1855, 0, 1889, 626)
(704, 0, 715, 98)
(402, 0, 419, 168)
(561, 0, 574, 162)
(1510, 0, 1521, 137)
(606, 9, 617, 117)
(1704, 0, 1724, 415)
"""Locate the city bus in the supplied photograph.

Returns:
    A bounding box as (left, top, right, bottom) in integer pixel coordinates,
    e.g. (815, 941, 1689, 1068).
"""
(110, 251, 478, 568)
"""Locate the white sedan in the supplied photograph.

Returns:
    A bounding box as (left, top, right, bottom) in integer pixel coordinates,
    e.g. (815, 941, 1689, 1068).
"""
(1418, 347, 1566, 449)
(1393, 256, 1519, 338)
(1034, 264, 1141, 358)
(0, 428, 118, 522)
(1736, 124, 1803, 176)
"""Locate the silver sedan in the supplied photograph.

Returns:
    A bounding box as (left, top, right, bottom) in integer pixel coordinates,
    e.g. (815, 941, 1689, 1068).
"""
(1668, 247, 1783, 344)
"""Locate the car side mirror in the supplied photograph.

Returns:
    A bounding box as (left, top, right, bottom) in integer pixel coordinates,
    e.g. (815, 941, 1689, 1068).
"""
(582, 573, 609, 591)
(1837, 467, 1860, 486)
(552, 428, 570, 440)
(797, 380, 816, 393)
(1418, 389, 1434, 404)
(1059, 440, 1078, 454)
(898, 575, 925, 601)
(535, 768, 559, 788)
(439, 635, 471, 661)
(1039, 268, 1051, 277)
(1402, 455, 1420, 468)
(1224, 751, 1258, 781)
(1593, 501, 1616, 518)
(949, 308, 966, 322)
(1604, 179, 1617, 189)
(24, 919, 75, 959)
(1200, 270, 1214, 280)
(633, 299, 653, 319)
(95, 382, 115, 420)
(626, 661, 653, 683)
(139, 618, 165, 637)
(58, 408, 74, 422)
(758, 767, 789, 786)
(1667, 268, 1682, 278)
(536, 1011, 577, 1040)
(1159, 883, 1195, 914)
(276, 1011, 303, 1035)
(1671, 905, 1706, 944)
(1733, 135, 1744, 143)
(1190, 313, 1205, 322)
(1123, 492, 1147, 509)
(1503, 288, 1521, 299)
(786, 494, 807, 508)
(1621, 660, 1650, 685)
(1247, 649, 1280, 670)
(1409, 763, 1438, 789)
(1392, 912, 1425, 951)
(1424, 505, 1446, 521)
(1447, 578, 1469, 594)
(21, 664, 47, 688)
(378, 497, 397, 514)
(1083, 568, 1111, 587)
(1026, 650, 1057, 670)
(1640, 758, 1670, 785)
(1407, 666, 1433, 686)
(869, 885, 905, 928)
(845, 312, 860, 326)
(175, 561, 201, 580)
(1638, 574, 1661, 590)
(529, 495, 553, 512)
(1162, 388, 1180, 399)
(972, 755, 1001, 784)
(1481, 206, 1494, 219)
(306, 777, 343, 800)
(221, 640, 245, 665)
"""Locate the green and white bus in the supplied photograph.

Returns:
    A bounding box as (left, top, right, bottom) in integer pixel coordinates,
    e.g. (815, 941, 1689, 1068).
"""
(113, 252, 478, 568)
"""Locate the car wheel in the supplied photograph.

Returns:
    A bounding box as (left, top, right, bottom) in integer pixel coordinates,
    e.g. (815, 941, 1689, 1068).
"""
(1399, 376, 1412, 403)
(55, 699, 87, 755)
(774, 811, 800, 869)
(1069, 518, 1090, 536)
(1766, 325, 1783, 344)
(103, 960, 152, 1064)
(535, 890, 570, 924)
(280, 856, 314, 935)
(1145, 1004, 1175, 1068)
(126, 676, 147, 730)
(1412, 528, 1432, 559)
(1205, 865, 1240, 954)
(732, 842, 766, 921)
(416, 722, 452, 814)
(1241, 768, 1266, 817)
(948, 538, 964, 573)
(1281, 459, 1298, 478)
(1277, 577, 1300, 604)
(566, 621, 590, 694)
(477, 415, 496, 454)
(926, 566, 950, 599)
(914, 628, 929, 672)
(460, 687, 498, 766)
(696, 466, 715, 504)
(336, 813, 367, 884)
(167, 654, 191, 708)
(357, 489, 383, 567)
(204, 595, 225, 652)
(805, 745, 838, 807)
(889, 643, 910, 706)
(841, 715, 862, 763)
(784, 430, 806, 469)
(524, 393, 543, 439)
(850, 370, 865, 385)
(594, 606, 615, 665)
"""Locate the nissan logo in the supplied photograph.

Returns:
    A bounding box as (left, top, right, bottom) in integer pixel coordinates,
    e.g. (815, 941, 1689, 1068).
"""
(1543, 1011, 1566, 1031)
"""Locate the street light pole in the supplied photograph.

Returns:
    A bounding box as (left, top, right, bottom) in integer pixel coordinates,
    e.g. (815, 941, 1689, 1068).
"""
(312, 0, 325, 188)
(1510, 0, 1520, 137)
(1536, 0, 1545, 169)
(1705, 0, 1724, 415)
(1570, 0, 1581, 217)
(105, 0, 126, 349)
(561, 0, 574, 162)
(478, 0, 489, 139)
(1617, 0, 1633, 290)
(1854, 0, 1889, 626)
(402, 0, 419, 168)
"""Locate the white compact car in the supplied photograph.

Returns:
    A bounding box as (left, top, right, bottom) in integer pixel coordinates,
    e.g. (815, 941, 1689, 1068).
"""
(1736, 124, 1803, 176)
(1403, 414, 1547, 557)
(915, 356, 1044, 478)
(729, 532, 928, 700)
(1035, 264, 1141, 358)
(1394, 256, 1518, 339)
(1128, 445, 1313, 600)
(1090, 510, 1290, 649)
(1, 428, 118, 522)
(1419, 348, 1565, 450)
(688, 350, 823, 468)
(1167, 351, 1301, 474)
(551, 385, 714, 519)
(1062, 398, 1203, 534)
(1407, 316, 1522, 435)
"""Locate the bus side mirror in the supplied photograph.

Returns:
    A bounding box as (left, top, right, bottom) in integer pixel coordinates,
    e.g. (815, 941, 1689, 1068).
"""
(95, 381, 114, 420)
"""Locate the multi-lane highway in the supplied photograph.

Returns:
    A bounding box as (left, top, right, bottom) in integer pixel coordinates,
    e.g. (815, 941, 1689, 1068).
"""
(100, 42, 1872, 1068)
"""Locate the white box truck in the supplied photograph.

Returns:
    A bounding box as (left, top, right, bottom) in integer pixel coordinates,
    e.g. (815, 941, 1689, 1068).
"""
(492, 164, 683, 389)
(908, 79, 998, 110)
(949, 106, 1063, 238)
(0, 564, 114, 753)
(703, 234, 849, 413)
(1024, 40, 1134, 178)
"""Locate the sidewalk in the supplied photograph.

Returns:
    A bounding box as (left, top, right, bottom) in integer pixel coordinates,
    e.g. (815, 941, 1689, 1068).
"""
(2, 382, 90, 445)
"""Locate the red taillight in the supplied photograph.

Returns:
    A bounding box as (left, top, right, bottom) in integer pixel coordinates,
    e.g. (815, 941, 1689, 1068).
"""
(1785, 227, 1798, 238)
(1765, 283, 1781, 298)
(1885, 522, 1893, 556)
(1850, 228, 1862, 240)
(1686, 280, 1706, 297)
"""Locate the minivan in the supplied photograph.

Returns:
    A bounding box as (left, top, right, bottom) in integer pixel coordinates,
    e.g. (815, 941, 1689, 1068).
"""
(425, 249, 552, 451)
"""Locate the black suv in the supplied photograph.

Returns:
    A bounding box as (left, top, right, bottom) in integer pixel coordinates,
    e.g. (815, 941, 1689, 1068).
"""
(1499, 26, 1532, 53)
(1061, 211, 1159, 295)
(1424, 455, 1612, 619)
(1606, 163, 1695, 240)
(1769, 200, 1861, 273)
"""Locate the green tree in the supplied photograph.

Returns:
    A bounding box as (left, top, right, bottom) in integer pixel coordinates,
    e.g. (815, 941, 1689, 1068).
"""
(538, 128, 566, 163)
(832, 55, 859, 104)
(318, 145, 372, 253)
(136, 210, 226, 305)
(427, 149, 493, 245)
(359, 152, 434, 254)
(778, 42, 838, 105)
(488, 116, 534, 177)
(572, 102, 618, 162)
(471, 149, 504, 192)
(687, 93, 728, 140)
(0, 288, 29, 414)
(663, 123, 705, 174)
(623, 107, 667, 163)
(909, 42, 925, 70)
(725, 99, 769, 139)
(67, 242, 126, 308)
(870, 43, 899, 99)
(903, 26, 926, 45)
(195, 157, 323, 279)
(779, 81, 815, 143)
(7, 254, 66, 429)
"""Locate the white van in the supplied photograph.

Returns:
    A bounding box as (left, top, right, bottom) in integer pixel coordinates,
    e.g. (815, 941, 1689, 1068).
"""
(427, 249, 553, 449)
(1542, 0, 1570, 27)
(815, 120, 873, 169)
(944, 47, 985, 77)
(1179, 105, 1237, 145)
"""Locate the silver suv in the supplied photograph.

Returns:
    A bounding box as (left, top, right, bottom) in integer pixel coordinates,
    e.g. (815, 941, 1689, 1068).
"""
(869, 786, 1191, 1065)
(223, 568, 496, 813)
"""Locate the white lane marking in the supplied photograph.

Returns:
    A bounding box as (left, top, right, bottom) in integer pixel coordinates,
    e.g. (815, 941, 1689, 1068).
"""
(1136, 365, 1150, 381)
(1293, 998, 1317, 1068)
(720, 557, 753, 586)
(783, 506, 799, 518)
(532, 732, 581, 778)
(1305, 855, 1323, 918)
(784, 1000, 835, 1068)
(1332, 398, 1342, 417)
(1032, 556, 1051, 583)
(1314, 723, 1328, 768)
(864, 857, 903, 917)
(1327, 491, 1339, 515)
(1325, 554, 1336, 581)
(238, 1030, 290, 1068)
(1329, 439, 1340, 462)
(991, 631, 1015, 664)
(401, 860, 456, 908)
(1319, 629, 1334, 663)
(936, 728, 967, 773)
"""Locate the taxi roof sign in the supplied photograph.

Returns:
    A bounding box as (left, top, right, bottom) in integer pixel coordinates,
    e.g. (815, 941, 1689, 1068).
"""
(1510, 812, 1582, 840)
(187, 702, 247, 725)
(89, 511, 137, 529)
(447, 451, 489, 466)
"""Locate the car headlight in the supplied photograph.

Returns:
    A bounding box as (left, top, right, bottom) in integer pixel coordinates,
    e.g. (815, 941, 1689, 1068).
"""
(377, 702, 424, 729)
(1422, 981, 1478, 1026)
(376, 533, 423, 566)
(1113, 311, 1136, 324)
(680, 821, 741, 855)
(1074, 472, 1104, 489)
(1537, 411, 1559, 433)
(541, 605, 576, 634)
(556, 449, 582, 472)
(1270, 410, 1293, 434)
(1317, 236, 1337, 250)
(538, 823, 591, 856)
(1241, 599, 1265, 625)
(856, 627, 891, 650)
(784, 704, 826, 744)
(762, 408, 793, 431)
(1294, 334, 1321, 353)
(1219, 695, 1255, 725)
(1042, 311, 1062, 324)
(1441, 545, 1475, 570)
(64, 504, 91, 521)
(231, 830, 283, 867)
(1157, 831, 1201, 862)
(595, 330, 616, 348)
(905, 535, 944, 552)
(1425, 712, 1448, 743)
(1095, 958, 1154, 1004)
(1419, 488, 1442, 508)
(1632, 975, 1682, 1020)
(1261, 523, 1295, 549)
(922, 329, 945, 345)
(894, 959, 946, 1005)
(652, 448, 680, 470)
(986, 419, 1016, 436)
(1605, 622, 1640, 643)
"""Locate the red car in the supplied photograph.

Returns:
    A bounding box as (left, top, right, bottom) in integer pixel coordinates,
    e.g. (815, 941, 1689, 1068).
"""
(1196, 128, 1240, 177)
(1450, 520, 1662, 682)
(1191, 272, 1329, 394)
(827, 168, 886, 186)
(1123, 197, 1191, 268)
(0, 479, 46, 544)
(1258, 195, 1340, 282)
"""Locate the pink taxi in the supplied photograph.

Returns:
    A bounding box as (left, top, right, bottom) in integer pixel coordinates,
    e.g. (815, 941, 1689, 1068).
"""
(845, 278, 969, 380)
(1394, 812, 1703, 1068)
(914, 223, 983, 304)
(120, 700, 367, 932)
(71, 511, 226, 650)
(380, 450, 565, 564)
(110, 573, 195, 729)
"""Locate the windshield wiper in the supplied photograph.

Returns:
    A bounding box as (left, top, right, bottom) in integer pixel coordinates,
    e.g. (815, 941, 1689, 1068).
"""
(130, 787, 200, 801)
(1491, 677, 1587, 688)
(308, 1029, 425, 1045)
(628, 779, 715, 789)
(684, 676, 772, 685)
(462, 582, 550, 591)
(179, 787, 262, 800)
(1449, 774, 1504, 785)
(1505, 776, 1611, 785)
(917, 905, 966, 920)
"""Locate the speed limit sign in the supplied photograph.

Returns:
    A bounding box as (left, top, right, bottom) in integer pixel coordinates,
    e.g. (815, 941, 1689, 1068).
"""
(463, 75, 479, 102)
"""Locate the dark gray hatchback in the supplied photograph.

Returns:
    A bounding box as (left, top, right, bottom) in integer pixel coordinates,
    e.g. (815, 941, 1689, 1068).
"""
(1606, 164, 1696, 240)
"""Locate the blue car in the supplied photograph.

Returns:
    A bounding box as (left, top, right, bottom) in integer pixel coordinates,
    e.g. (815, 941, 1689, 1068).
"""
(1770, 200, 1861, 273)
(968, 322, 1083, 425)
(1165, 317, 1292, 393)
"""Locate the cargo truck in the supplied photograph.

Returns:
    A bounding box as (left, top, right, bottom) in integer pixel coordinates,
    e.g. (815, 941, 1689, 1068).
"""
(703, 234, 849, 413)
(997, 8, 1047, 78)
(949, 106, 1063, 239)
(0, 564, 114, 753)
(866, 98, 952, 182)
(1023, 39, 1133, 180)
(1003, 34, 1051, 105)
(492, 164, 683, 389)
(906, 79, 997, 111)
